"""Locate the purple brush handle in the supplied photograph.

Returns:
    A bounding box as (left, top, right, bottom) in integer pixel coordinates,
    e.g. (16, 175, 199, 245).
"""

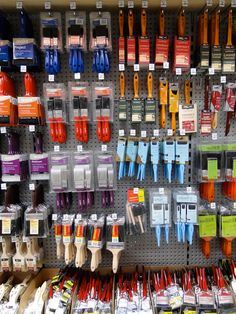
(78, 192, 83, 211)
(34, 132, 43, 154)
(109, 191, 114, 207)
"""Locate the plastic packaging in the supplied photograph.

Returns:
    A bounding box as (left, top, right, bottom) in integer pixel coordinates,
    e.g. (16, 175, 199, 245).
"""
(224, 143, 236, 182)
(94, 150, 116, 191)
(72, 151, 94, 192)
(89, 12, 112, 51)
(66, 11, 86, 51)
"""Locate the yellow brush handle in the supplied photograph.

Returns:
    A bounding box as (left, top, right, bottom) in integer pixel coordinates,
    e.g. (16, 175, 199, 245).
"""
(119, 9, 124, 37)
(171, 112, 176, 134)
(133, 73, 139, 98)
(184, 80, 191, 105)
(178, 9, 185, 37)
(128, 9, 134, 37)
(211, 112, 218, 129)
(159, 10, 165, 36)
(214, 10, 220, 46)
(147, 72, 153, 99)
(141, 9, 147, 37)
(160, 105, 166, 129)
(227, 9, 233, 47)
(120, 72, 125, 98)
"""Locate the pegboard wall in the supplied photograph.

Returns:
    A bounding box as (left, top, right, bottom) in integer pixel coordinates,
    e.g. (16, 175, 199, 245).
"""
(1, 8, 236, 269)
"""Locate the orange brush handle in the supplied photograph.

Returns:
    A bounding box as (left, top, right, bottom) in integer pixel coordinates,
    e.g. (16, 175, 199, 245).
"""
(24, 72, 37, 97)
(82, 119, 89, 143)
(96, 120, 102, 141)
(202, 239, 211, 259)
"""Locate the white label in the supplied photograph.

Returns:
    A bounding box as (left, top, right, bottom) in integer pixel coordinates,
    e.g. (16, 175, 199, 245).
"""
(191, 68, 197, 75)
(153, 129, 159, 136)
(128, 0, 134, 8)
(48, 74, 54, 82)
(91, 214, 97, 221)
(23, 236, 28, 242)
(130, 129, 136, 136)
(141, 130, 147, 138)
(176, 68, 182, 75)
(209, 68, 215, 75)
(149, 63, 155, 71)
(77, 145, 83, 152)
(74, 73, 81, 80)
(219, 0, 225, 6)
(1, 183, 6, 190)
(96, 0, 102, 8)
(163, 61, 169, 69)
(160, 0, 167, 7)
(133, 187, 139, 194)
(159, 188, 164, 194)
(16, 1, 23, 9)
(0, 127, 6, 134)
(70, 1, 76, 9)
(29, 183, 35, 191)
(118, 0, 125, 7)
(119, 129, 125, 136)
(182, 0, 188, 6)
(52, 214, 58, 221)
(44, 1, 51, 9)
(112, 213, 118, 219)
(134, 64, 140, 71)
(206, 0, 213, 5)
(119, 64, 125, 71)
(142, 0, 148, 7)
(221, 76, 226, 83)
(167, 129, 173, 136)
(186, 186, 192, 193)
(101, 144, 107, 152)
(180, 129, 186, 135)
(98, 73, 104, 80)
(231, 0, 236, 7)
(54, 145, 60, 152)
(212, 132, 218, 140)
(29, 125, 35, 132)
(210, 202, 216, 209)
(234, 202, 236, 209)
(63, 214, 69, 220)
(76, 214, 82, 220)
(20, 65, 27, 73)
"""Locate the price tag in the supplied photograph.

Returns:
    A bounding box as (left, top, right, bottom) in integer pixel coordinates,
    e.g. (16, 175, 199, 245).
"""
(52, 214, 58, 221)
(118, 0, 125, 7)
(153, 129, 159, 137)
(219, 0, 225, 6)
(54, 145, 60, 152)
(234, 202, 236, 209)
(98, 73, 104, 80)
(186, 186, 192, 193)
(119, 129, 125, 136)
(182, 0, 188, 6)
(1, 183, 6, 190)
(77, 145, 83, 152)
(76, 214, 82, 220)
(141, 130, 147, 138)
(159, 188, 164, 194)
(44, 1, 51, 9)
(209, 68, 215, 75)
(102, 144, 107, 152)
(112, 213, 118, 219)
(134, 64, 140, 71)
(191, 68, 197, 75)
(180, 129, 186, 136)
(206, 0, 213, 5)
(167, 129, 173, 136)
(96, 0, 102, 8)
(133, 188, 139, 194)
(130, 129, 136, 136)
(149, 63, 155, 71)
(160, 0, 167, 7)
(91, 214, 97, 221)
(128, 0, 134, 8)
(231, 0, 236, 7)
(163, 61, 169, 69)
(142, 0, 148, 8)
(220, 76, 226, 84)
(29, 125, 35, 132)
(20, 65, 27, 73)
(48, 74, 55, 82)
(63, 214, 69, 220)
(176, 68, 182, 75)
(212, 133, 218, 140)
(119, 64, 125, 71)
(0, 127, 6, 134)
(23, 236, 28, 242)
(210, 202, 216, 209)
(16, 1, 23, 9)
(74, 73, 81, 80)
(29, 183, 35, 191)
(70, 1, 76, 9)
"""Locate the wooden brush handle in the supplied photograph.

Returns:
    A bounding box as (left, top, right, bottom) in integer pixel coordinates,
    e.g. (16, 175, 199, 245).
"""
(128, 9, 134, 37)
(178, 9, 185, 37)
(227, 9, 233, 47)
(120, 72, 125, 98)
(184, 80, 191, 105)
(147, 72, 153, 99)
(112, 250, 122, 274)
(133, 73, 139, 98)
(203, 9, 208, 45)
(211, 112, 218, 130)
(159, 10, 165, 36)
(141, 9, 147, 37)
(119, 9, 124, 37)
(214, 10, 220, 46)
